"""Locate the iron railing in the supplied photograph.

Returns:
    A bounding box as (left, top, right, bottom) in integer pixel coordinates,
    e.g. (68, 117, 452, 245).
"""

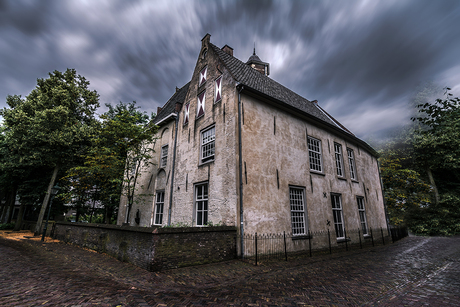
(239, 226, 408, 265)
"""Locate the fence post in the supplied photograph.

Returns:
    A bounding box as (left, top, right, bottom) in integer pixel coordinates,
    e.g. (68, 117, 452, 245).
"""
(344, 227, 348, 251)
(255, 233, 258, 266)
(284, 231, 287, 261)
(308, 229, 312, 257)
(381, 228, 385, 245)
(328, 229, 332, 254)
(370, 228, 374, 247)
(358, 228, 362, 249)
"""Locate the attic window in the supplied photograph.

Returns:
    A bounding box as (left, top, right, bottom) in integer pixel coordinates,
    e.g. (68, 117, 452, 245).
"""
(197, 91, 206, 118)
(199, 66, 207, 87)
(183, 102, 190, 125)
(214, 76, 222, 103)
(202, 49, 207, 59)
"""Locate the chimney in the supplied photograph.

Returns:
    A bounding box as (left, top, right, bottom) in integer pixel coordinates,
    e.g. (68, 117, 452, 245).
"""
(222, 45, 233, 57)
(201, 33, 211, 48)
(157, 107, 162, 114)
(175, 103, 182, 113)
(311, 100, 318, 105)
(176, 86, 179, 92)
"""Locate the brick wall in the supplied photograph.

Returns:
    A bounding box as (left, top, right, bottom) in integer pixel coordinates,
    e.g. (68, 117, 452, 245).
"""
(53, 222, 237, 271)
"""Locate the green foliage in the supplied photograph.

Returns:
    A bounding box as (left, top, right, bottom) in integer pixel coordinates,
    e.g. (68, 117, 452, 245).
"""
(407, 193, 460, 236)
(379, 142, 432, 225)
(379, 87, 460, 235)
(0, 223, 15, 230)
(64, 101, 157, 223)
(162, 222, 191, 228)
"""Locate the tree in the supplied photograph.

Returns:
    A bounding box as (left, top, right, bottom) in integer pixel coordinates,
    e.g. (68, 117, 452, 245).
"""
(379, 142, 432, 225)
(0, 69, 99, 234)
(412, 88, 460, 204)
(65, 101, 157, 224)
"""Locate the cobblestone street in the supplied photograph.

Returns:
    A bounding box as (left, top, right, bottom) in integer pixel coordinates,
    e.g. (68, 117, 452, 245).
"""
(1, 232, 459, 306)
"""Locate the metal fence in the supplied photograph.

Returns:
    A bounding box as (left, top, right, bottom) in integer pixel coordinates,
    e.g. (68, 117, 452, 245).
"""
(239, 226, 408, 265)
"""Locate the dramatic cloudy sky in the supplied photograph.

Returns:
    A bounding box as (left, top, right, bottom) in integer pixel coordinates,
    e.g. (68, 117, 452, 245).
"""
(1, 0, 460, 142)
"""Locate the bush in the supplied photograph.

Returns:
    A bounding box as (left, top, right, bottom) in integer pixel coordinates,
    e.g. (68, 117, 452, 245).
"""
(0, 223, 15, 230)
(407, 193, 460, 236)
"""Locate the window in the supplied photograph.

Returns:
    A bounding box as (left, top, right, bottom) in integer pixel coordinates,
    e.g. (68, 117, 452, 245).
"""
(347, 148, 357, 180)
(183, 102, 190, 125)
(331, 194, 345, 239)
(199, 66, 207, 87)
(197, 91, 205, 118)
(160, 145, 168, 168)
(307, 137, 323, 172)
(214, 76, 222, 103)
(334, 143, 344, 177)
(195, 183, 208, 226)
(357, 197, 368, 235)
(154, 191, 165, 225)
(201, 125, 215, 163)
(290, 187, 307, 235)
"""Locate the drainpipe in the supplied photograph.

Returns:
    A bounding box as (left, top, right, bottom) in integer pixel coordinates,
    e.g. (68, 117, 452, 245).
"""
(237, 85, 244, 258)
(167, 114, 180, 226)
(377, 159, 391, 235)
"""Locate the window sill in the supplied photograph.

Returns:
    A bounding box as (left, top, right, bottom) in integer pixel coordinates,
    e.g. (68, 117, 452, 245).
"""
(337, 176, 347, 181)
(363, 234, 372, 239)
(292, 234, 312, 240)
(351, 179, 359, 184)
(199, 159, 214, 167)
(310, 170, 325, 176)
(337, 237, 351, 243)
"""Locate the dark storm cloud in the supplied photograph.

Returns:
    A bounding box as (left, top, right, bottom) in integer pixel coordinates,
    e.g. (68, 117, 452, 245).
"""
(1, 0, 460, 140)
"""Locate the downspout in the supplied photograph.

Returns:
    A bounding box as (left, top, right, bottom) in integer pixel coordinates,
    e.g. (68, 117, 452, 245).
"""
(167, 115, 179, 226)
(377, 159, 391, 234)
(237, 85, 245, 258)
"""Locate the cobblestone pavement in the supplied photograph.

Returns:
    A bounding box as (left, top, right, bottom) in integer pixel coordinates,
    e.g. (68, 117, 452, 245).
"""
(1, 231, 459, 306)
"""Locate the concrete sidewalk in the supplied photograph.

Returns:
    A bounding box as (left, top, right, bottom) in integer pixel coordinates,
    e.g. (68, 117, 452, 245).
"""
(1, 231, 459, 306)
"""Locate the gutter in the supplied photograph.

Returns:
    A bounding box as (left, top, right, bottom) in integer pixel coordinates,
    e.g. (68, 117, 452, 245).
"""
(155, 113, 177, 126)
(237, 84, 244, 258)
(167, 113, 180, 226)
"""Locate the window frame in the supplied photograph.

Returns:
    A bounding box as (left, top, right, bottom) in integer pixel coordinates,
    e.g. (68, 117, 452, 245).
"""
(331, 193, 345, 240)
(357, 196, 369, 235)
(289, 186, 308, 236)
(153, 191, 165, 225)
(347, 148, 357, 180)
(307, 136, 323, 173)
(200, 125, 215, 164)
(195, 182, 209, 226)
(334, 143, 345, 177)
(160, 145, 168, 168)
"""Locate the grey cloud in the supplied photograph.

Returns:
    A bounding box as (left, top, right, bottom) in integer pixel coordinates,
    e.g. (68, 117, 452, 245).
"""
(1, 0, 460, 140)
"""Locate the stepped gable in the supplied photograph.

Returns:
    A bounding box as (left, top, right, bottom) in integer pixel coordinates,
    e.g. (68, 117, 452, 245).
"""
(153, 82, 190, 125)
(209, 43, 347, 132)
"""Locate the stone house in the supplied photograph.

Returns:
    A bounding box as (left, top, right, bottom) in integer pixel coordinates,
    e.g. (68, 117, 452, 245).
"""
(118, 34, 388, 251)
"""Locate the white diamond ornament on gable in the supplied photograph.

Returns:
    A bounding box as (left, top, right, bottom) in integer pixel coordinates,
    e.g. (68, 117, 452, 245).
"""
(184, 102, 190, 124)
(199, 66, 207, 87)
(215, 76, 222, 102)
(197, 91, 205, 117)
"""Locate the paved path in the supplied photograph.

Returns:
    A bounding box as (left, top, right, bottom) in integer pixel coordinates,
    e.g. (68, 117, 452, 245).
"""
(1, 232, 459, 306)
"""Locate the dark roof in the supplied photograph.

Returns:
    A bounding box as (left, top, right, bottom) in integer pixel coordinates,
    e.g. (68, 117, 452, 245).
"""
(209, 43, 340, 128)
(153, 82, 190, 125)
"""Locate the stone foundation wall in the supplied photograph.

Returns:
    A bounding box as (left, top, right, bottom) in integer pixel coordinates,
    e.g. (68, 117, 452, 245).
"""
(53, 222, 237, 271)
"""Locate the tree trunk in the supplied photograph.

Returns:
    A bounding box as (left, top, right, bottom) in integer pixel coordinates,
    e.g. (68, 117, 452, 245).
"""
(14, 202, 26, 231)
(6, 186, 18, 224)
(0, 190, 7, 223)
(427, 167, 440, 205)
(34, 165, 59, 235)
